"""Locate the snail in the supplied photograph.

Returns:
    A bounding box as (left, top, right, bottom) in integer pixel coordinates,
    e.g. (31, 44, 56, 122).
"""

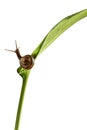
(5, 40, 34, 70)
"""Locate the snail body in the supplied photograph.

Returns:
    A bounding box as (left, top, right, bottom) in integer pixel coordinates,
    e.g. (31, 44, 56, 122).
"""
(5, 41, 35, 70)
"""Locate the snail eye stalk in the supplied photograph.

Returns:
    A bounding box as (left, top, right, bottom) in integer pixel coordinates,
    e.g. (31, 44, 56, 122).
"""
(5, 40, 21, 60)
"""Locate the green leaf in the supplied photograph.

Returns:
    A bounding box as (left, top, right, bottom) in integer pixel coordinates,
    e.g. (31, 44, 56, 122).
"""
(32, 9, 87, 59)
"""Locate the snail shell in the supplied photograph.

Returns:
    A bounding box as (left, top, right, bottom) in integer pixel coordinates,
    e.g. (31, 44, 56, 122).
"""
(20, 55, 34, 69)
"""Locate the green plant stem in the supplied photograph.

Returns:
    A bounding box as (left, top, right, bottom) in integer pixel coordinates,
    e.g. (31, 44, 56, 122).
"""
(14, 69, 30, 130)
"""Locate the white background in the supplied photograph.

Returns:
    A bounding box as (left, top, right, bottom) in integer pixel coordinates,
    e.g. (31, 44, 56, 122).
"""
(0, 0, 87, 130)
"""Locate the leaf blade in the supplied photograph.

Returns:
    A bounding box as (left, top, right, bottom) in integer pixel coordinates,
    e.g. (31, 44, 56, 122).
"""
(32, 9, 87, 59)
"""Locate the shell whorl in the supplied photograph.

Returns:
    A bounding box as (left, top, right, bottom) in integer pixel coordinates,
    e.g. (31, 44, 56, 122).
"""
(20, 55, 34, 69)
